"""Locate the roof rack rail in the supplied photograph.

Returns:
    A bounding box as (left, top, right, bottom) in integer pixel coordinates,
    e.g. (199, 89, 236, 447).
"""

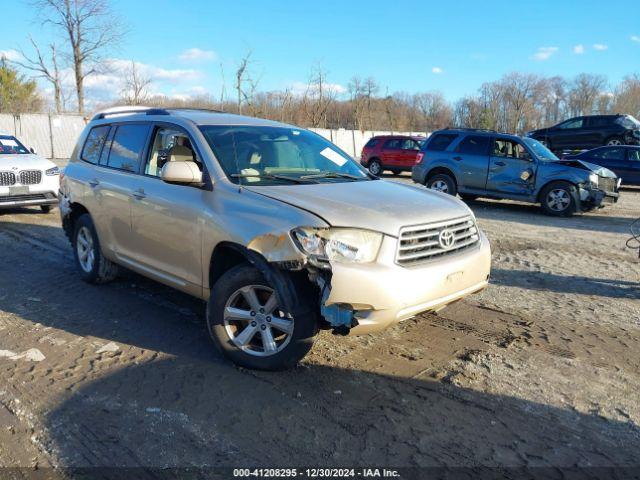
(91, 107, 171, 121)
(166, 107, 226, 114)
(445, 127, 497, 133)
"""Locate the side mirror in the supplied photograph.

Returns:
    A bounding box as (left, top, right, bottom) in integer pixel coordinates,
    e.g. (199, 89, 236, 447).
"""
(30, 147, 36, 154)
(160, 161, 203, 185)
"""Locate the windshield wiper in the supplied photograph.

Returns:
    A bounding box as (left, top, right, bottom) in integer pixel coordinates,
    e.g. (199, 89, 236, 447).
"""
(300, 171, 367, 181)
(231, 173, 316, 184)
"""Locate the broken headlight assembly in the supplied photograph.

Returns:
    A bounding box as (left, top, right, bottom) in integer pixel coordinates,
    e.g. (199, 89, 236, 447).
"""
(588, 173, 599, 189)
(292, 227, 383, 266)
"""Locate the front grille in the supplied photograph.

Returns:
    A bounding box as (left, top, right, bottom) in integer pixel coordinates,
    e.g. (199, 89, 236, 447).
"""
(19, 170, 42, 185)
(0, 171, 16, 186)
(397, 215, 480, 266)
(599, 177, 617, 193)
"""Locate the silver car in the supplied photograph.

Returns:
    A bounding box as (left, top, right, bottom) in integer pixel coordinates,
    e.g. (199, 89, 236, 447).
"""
(60, 107, 491, 370)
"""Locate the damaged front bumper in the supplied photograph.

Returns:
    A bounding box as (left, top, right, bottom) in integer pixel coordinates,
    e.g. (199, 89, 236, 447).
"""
(316, 231, 491, 335)
(578, 185, 620, 210)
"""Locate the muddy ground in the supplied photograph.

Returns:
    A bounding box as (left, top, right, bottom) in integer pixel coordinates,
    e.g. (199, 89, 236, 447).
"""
(0, 178, 639, 476)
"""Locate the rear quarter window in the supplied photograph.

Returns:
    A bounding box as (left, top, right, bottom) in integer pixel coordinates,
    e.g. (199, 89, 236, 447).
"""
(425, 133, 458, 152)
(81, 125, 110, 164)
(364, 138, 379, 148)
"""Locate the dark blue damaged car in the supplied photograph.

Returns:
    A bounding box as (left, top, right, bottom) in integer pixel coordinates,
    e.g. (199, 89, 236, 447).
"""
(411, 128, 620, 216)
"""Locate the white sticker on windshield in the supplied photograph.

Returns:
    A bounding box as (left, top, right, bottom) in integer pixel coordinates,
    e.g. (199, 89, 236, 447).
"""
(0, 139, 18, 147)
(320, 147, 347, 166)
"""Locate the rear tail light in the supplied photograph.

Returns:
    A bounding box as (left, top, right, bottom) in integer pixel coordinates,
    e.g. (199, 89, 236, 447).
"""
(416, 152, 425, 163)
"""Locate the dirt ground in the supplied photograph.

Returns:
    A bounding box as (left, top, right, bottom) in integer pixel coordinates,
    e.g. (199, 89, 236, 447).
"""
(0, 177, 639, 475)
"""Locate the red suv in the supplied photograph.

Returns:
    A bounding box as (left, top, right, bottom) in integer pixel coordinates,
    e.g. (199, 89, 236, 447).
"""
(360, 135, 425, 175)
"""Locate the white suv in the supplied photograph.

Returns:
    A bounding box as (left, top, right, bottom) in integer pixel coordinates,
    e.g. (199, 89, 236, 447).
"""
(0, 133, 60, 212)
(60, 107, 491, 370)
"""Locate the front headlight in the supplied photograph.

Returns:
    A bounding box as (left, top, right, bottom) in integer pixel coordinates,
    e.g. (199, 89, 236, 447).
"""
(588, 173, 599, 188)
(45, 166, 60, 176)
(292, 227, 383, 264)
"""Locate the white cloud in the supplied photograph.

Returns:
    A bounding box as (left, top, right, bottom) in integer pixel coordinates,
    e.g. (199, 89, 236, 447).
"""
(573, 44, 585, 54)
(431, 67, 443, 74)
(0, 49, 21, 61)
(178, 48, 217, 62)
(593, 43, 608, 51)
(631, 35, 640, 43)
(532, 46, 558, 61)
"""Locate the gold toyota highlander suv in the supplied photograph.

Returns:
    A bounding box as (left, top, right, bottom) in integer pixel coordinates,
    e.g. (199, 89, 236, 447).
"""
(60, 107, 491, 370)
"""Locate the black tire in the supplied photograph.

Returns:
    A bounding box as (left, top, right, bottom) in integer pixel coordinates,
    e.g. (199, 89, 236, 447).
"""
(459, 194, 478, 202)
(368, 158, 382, 176)
(72, 214, 119, 284)
(389, 169, 402, 176)
(206, 264, 318, 371)
(605, 136, 624, 146)
(426, 173, 457, 196)
(540, 181, 578, 217)
(40, 205, 52, 213)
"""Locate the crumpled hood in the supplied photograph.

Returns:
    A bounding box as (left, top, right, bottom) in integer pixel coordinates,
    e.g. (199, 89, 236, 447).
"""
(0, 154, 56, 171)
(244, 180, 473, 237)
(552, 159, 618, 178)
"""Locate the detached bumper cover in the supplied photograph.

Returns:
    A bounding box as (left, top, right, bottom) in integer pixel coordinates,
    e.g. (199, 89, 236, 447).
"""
(325, 231, 492, 335)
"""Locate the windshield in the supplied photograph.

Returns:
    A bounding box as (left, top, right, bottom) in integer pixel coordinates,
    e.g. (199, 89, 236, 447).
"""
(522, 137, 559, 161)
(0, 135, 29, 155)
(199, 126, 371, 185)
(616, 115, 640, 129)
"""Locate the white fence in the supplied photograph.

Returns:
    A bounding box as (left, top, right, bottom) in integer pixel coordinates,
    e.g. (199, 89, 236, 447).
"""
(0, 113, 429, 161)
(0, 113, 88, 160)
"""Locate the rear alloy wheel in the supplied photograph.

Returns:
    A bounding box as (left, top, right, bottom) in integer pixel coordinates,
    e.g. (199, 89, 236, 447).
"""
(207, 264, 317, 370)
(540, 182, 577, 217)
(72, 214, 119, 284)
(606, 136, 623, 146)
(368, 159, 382, 176)
(427, 173, 457, 196)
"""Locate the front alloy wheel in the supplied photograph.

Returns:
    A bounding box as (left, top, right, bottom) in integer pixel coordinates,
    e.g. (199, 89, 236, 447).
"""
(540, 181, 577, 217)
(223, 285, 294, 357)
(546, 189, 571, 212)
(207, 264, 318, 370)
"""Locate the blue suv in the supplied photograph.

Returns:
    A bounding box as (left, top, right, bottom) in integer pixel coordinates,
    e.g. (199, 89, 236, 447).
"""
(411, 128, 620, 216)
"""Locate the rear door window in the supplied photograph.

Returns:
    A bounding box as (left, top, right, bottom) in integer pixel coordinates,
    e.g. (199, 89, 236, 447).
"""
(106, 124, 151, 173)
(591, 148, 625, 161)
(456, 135, 490, 155)
(81, 125, 110, 164)
(426, 134, 458, 151)
(587, 117, 612, 128)
(383, 139, 401, 149)
(400, 138, 420, 150)
(558, 118, 584, 129)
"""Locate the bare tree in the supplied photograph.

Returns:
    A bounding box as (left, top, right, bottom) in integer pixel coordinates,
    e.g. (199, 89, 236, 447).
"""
(301, 65, 339, 128)
(35, 0, 125, 114)
(613, 74, 640, 117)
(12, 36, 64, 113)
(119, 61, 151, 105)
(567, 73, 607, 116)
(235, 51, 257, 115)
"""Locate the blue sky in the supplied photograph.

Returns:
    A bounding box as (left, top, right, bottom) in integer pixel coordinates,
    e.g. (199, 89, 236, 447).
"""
(1, 0, 639, 107)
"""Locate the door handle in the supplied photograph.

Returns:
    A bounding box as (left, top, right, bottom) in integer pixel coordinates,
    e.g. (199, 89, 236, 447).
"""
(88, 179, 100, 188)
(131, 188, 146, 200)
(494, 161, 506, 166)
(453, 156, 463, 161)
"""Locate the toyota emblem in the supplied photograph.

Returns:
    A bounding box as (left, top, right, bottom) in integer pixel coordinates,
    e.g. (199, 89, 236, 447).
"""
(438, 229, 455, 249)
